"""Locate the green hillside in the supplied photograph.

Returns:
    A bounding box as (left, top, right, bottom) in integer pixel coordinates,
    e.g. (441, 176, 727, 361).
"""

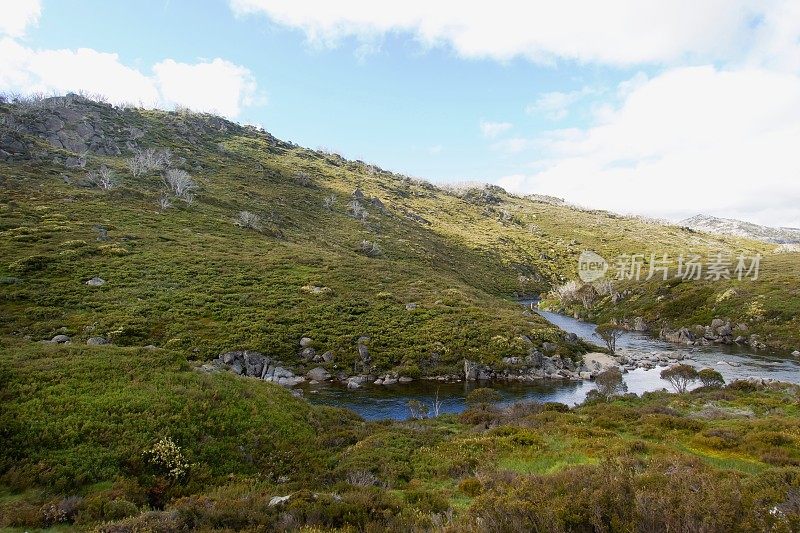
(1, 94, 796, 379)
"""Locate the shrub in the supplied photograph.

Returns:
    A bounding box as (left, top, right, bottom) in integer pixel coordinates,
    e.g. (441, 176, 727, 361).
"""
(698, 368, 725, 388)
(236, 210, 262, 230)
(9, 254, 52, 273)
(595, 367, 627, 399)
(466, 388, 502, 409)
(459, 477, 483, 497)
(660, 364, 699, 393)
(143, 437, 189, 480)
(294, 171, 314, 187)
(595, 323, 623, 354)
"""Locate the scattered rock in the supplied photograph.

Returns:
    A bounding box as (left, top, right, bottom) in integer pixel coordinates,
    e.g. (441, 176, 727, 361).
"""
(306, 367, 331, 381)
(321, 351, 334, 362)
(216, 350, 304, 387)
(405, 302, 417, 311)
(398, 376, 413, 383)
(51, 334, 70, 344)
(86, 276, 105, 286)
(269, 495, 291, 507)
(86, 336, 109, 345)
(299, 337, 313, 348)
(299, 347, 316, 361)
(346, 375, 368, 389)
(541, 341, 557, 353)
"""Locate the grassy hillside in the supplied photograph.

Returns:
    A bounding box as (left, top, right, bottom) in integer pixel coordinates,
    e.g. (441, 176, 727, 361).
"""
(1, 94, 797, 378)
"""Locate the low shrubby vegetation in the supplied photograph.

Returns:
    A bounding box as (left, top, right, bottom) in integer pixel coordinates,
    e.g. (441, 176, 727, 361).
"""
(3, 339, 800, 531)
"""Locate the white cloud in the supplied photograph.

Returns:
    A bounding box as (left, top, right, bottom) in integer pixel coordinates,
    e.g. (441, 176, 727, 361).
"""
(479, 120, 512, 138)
(500, 66, 800, 228)
(0, 0, 41, 37)
(526, 87, 595, 120)
(0, 38, 262, 118)
(227, 0, 795, 67)
(154, 58, 261, 117)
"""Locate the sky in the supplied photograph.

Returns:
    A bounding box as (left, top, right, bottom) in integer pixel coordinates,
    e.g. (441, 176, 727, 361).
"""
(1, 0, 799, 228)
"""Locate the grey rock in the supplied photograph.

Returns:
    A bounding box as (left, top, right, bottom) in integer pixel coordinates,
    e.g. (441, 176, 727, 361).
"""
(711, 318, 725, 329)
(398, 376, 413, 383)
(299, 337, 313, 348)
(405, 302, 417, 311)
(352, 188, 365, 201)
(541, 341, 557, 353)
(306, 367, 331, 381)
(44, 116, 64, 133)
(346, 376, 367, 389)
(321, 351, 334, 362)
(86, 336, 109, 345)
(793, 351, 800, 357)
(300, 347, 316, 361)
(717, 324, 732, 336)
(244, 351, 267, 377)
(632, 316, 649, 332)
(51, 334, 70, 343)
(86, 276, 105, 286)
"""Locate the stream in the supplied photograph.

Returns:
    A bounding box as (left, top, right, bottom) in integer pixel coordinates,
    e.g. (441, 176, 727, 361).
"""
(304, 307, 800, 421)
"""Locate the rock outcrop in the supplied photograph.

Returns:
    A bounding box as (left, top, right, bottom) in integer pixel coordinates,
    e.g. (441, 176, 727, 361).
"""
(214, 350, 304, 386)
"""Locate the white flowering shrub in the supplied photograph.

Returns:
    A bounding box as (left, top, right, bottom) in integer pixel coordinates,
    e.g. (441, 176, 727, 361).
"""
(143, 437, 189, 480)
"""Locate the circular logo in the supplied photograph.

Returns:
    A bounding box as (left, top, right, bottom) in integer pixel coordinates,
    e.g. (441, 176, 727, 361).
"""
(578, 250, 608, 282)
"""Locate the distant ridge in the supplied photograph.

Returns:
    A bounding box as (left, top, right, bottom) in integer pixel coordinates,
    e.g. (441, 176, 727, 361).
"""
(681, 214, 800, 244)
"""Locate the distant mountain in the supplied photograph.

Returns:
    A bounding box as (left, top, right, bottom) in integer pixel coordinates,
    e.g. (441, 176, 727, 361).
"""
(680, 214, 800, 244)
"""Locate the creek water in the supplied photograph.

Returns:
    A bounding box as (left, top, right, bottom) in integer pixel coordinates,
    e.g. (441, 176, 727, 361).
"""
(303, 305, 800, 421)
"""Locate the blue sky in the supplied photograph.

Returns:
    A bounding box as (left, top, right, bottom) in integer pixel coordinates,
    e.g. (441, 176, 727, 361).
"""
(2, 0, 800, 227)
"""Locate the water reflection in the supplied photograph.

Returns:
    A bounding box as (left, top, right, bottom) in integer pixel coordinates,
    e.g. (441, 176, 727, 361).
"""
(303, 307, 800, 421)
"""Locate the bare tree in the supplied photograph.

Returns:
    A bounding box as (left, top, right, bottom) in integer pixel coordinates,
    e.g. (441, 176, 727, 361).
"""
(433, 387, 442, 417)
(163, 168, 197, 201)
(86, 166, 116, 190)
(157, 194, 173, 211)
(323, 194, 337, 210)
(358, 240, 382, 257)
(348, 200, 368, 221)
(237, 210, 262, 230)
(128, 148, 172, 177)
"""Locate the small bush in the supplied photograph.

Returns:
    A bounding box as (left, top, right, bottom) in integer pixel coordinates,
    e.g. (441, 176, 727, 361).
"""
(459, 477, 483, 497)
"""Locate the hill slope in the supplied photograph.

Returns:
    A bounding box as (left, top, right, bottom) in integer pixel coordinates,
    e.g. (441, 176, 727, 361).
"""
(1, 93, 798, 376)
